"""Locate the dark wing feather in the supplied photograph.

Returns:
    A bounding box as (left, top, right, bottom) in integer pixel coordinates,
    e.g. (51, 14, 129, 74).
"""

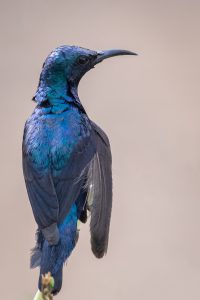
(23, 131, 96, 241)
(23, 156, 59, 230)
(87, 121, 112, 258)
(54, 134, 95, 223)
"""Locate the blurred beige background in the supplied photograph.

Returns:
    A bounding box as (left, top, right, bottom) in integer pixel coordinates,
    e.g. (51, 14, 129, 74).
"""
(0, 0, 200, 299)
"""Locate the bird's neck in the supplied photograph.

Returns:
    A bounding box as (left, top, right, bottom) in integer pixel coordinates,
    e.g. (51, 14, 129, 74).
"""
(33, 75, 85, 113)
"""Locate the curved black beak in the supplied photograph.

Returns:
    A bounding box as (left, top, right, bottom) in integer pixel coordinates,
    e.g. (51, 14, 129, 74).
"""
(94, 49, 137, 65)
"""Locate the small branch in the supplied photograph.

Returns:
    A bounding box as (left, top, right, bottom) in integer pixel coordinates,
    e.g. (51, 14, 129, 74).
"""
(33, 273, 54, 300)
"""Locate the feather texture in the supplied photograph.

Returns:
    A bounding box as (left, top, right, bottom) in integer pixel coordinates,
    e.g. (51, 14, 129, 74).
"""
(39, 203, 78, 295)
(30, 229, 44, 268)
(87, 121, 112, 258)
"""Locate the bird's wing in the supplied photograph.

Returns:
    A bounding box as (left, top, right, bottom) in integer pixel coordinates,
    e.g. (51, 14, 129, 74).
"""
(23, 154, 60, 244)
(53, 132, 96, 222)
(86, 121, 113, 258)
(23, 131, 96, 244)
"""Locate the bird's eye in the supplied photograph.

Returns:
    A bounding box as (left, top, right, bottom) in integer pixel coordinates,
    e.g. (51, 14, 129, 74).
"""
(78, 56, 89, 65)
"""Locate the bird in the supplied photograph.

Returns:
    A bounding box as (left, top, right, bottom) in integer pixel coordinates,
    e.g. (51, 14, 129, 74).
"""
(22, 45, 137, 296)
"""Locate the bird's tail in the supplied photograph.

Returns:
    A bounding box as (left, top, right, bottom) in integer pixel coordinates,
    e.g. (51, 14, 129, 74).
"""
(35, 204, 78, 295)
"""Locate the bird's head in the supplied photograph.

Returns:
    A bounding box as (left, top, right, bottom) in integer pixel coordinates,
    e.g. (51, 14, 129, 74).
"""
(33, 45, 137, 110)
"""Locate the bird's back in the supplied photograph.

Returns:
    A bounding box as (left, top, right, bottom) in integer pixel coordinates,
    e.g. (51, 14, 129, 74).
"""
(23, 104, 96, 294)
(23, 106, 92, 176)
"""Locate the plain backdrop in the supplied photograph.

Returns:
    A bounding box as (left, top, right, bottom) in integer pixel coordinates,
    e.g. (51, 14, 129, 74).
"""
(0, 0, 200, 299)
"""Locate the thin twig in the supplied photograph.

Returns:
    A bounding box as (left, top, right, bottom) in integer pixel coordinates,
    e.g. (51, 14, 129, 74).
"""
(33, 272, 54, 300)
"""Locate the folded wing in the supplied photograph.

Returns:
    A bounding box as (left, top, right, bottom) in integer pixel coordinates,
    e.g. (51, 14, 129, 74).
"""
(87, 121, 113, 258)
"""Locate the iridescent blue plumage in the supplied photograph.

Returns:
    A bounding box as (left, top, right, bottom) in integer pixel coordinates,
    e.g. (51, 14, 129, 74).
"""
(22, 45, 136, 295)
